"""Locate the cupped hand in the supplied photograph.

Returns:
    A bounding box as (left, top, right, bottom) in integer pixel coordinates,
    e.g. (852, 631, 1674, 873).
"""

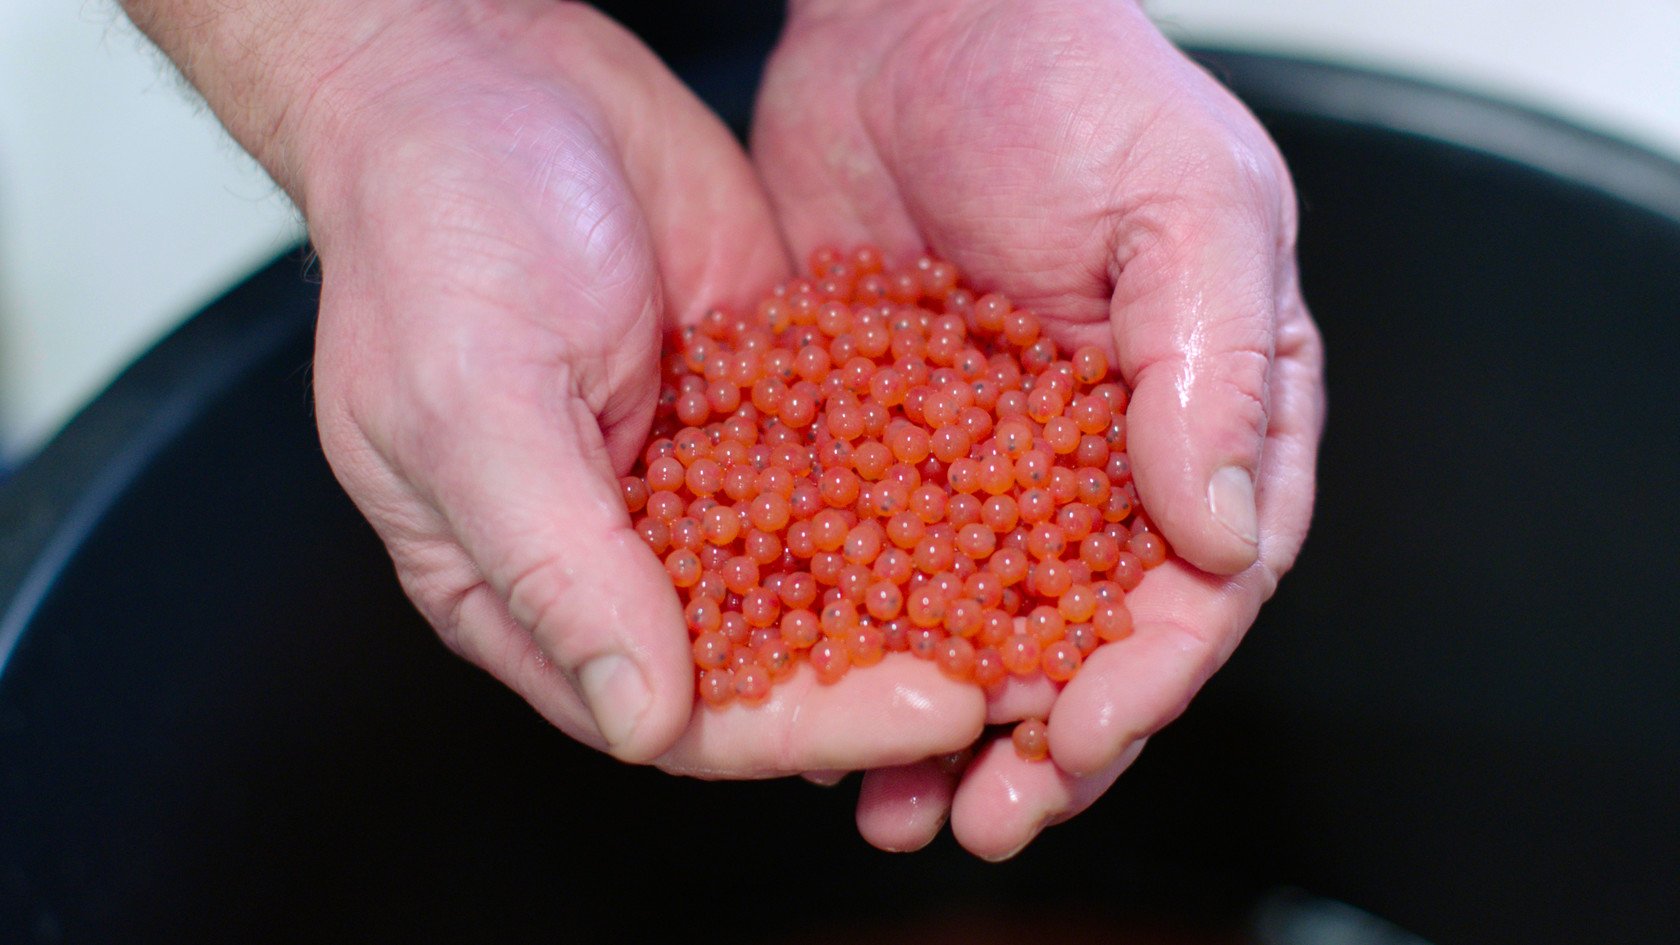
(754, 0, 1325, 857)
(296, 2, 984, 777)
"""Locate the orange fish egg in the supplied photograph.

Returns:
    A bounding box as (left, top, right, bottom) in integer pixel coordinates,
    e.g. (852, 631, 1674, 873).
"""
(619, 246, 1169, 760)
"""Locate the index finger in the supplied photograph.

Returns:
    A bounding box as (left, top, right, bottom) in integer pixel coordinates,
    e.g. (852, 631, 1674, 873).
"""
(655, 653, 985, 778)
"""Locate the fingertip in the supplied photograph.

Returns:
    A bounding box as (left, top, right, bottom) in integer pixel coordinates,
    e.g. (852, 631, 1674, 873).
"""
(656, 655, 986, 776)
(856, 762, 955, 853)
(1126, 381, 1263, 578)
(1045, 636, 1149, 776)
(577, 653, 652, 754)
(1154, 468, 1262, 578)
(1049, 718, 1143, 782)
(1045, 704, 1118, 779)
(576, 648, 690, 763)
(1045, 639, 1155, 777)
(948, 740, 1057, 860)
(1201, 464, 1261, 573)
(950, 740, 1140, 861)
(1047, 572, 1241, 777)
(523, 528, 695, 764)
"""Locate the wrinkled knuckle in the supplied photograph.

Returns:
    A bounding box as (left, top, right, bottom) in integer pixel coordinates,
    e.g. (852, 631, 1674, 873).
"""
(1210, 348, 1271, 452)
(504, 557, 582, 662)
(1219, 344, 1270, 404)
(1157, 612, 1216, 655)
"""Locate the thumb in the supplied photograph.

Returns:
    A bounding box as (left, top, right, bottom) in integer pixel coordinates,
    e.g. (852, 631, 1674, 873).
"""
(427, 383, 693, 763)
(1112, 154, 1290, 576)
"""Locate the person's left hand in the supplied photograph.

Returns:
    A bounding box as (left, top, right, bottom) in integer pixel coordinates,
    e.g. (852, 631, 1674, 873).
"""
(753, 0, 1326, 858)
(280, 1, 987, 782)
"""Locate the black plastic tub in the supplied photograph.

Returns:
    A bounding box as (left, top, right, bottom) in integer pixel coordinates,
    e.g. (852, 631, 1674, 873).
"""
(2, 37, 1676, 945)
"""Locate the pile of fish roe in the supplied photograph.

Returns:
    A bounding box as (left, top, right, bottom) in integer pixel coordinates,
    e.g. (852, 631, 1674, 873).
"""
(619, 247, 1168, 760)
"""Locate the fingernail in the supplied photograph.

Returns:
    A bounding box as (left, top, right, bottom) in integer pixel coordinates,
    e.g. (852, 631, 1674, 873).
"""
(981, 825, 1043, 863)
(578, 654, 650, 751)
(1208, 465, 1259, 546)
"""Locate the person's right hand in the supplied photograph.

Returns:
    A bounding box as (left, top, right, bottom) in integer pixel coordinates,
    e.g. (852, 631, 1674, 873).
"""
(752, 0, 1324, 857)
(232, 1, 988, 775)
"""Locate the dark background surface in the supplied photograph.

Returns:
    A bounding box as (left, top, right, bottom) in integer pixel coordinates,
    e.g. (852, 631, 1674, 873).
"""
(1, 11, 1676, 945)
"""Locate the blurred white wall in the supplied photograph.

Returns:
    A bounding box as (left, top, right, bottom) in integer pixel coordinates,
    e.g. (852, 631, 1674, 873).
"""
(0, 1, 304, 459)
(0, 0, 1675, 462)
(1148, 0, 1680, 163)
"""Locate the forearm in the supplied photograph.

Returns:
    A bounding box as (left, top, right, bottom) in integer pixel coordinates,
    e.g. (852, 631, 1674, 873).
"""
(787, 0, 1142, 22)
(117, 0, 511, 205)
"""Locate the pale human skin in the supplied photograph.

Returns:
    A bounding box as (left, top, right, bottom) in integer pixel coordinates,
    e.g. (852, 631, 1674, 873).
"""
(120, 0, 1322, 860)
